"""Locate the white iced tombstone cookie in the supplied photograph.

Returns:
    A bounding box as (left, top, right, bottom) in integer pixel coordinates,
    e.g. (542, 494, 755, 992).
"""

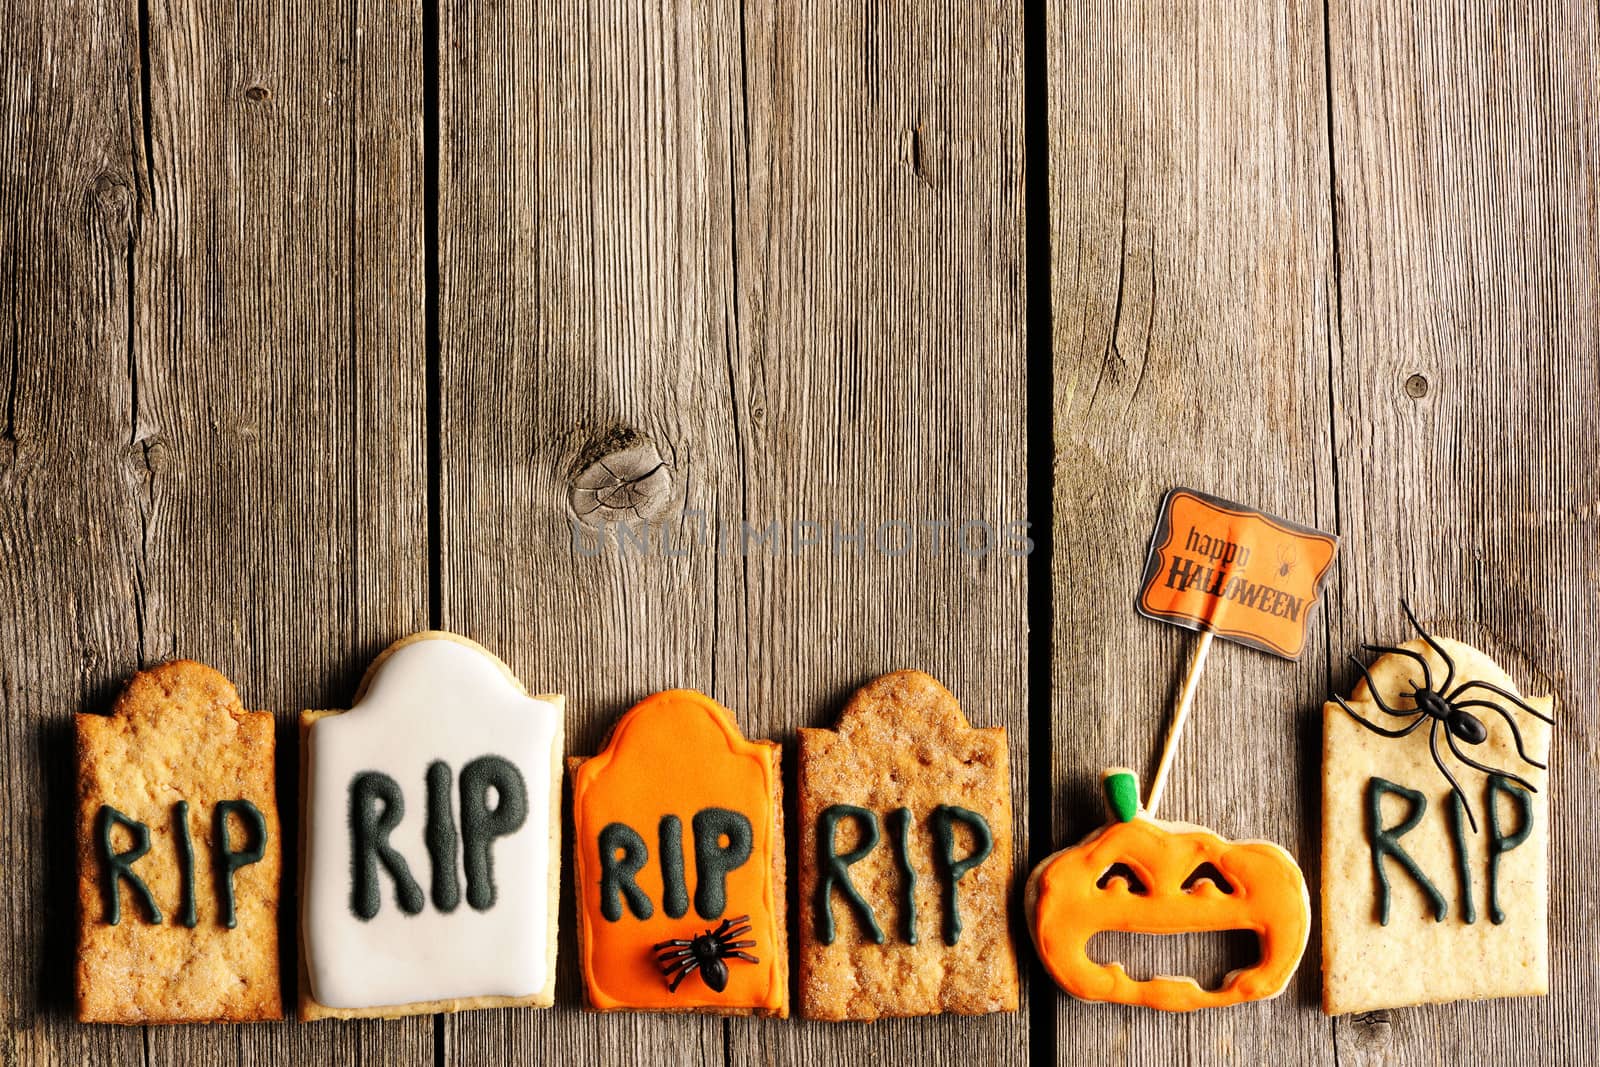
(299, 632, 563, 1019)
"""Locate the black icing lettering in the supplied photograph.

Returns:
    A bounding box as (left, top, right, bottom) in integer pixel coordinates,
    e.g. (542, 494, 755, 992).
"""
(1447, 789, 1476, 924)
(1486, 775, 1533, 925)
(213, 799, 268, 929)
(659, 814, 689, 920)
(459, 755, 529, 911)
(350, 771, 424, 919)
(691, 808, 753, 920)
(173, 801, 197, 928)
(95, 805, 161, 926)
(931, 804, 993, 946)
(426, 760, 461, 913)
(598, 822, 653, 921)
(1365, 777, 1446, 925)
(816, 804, 883, 945)
(887, 806, 918, 944)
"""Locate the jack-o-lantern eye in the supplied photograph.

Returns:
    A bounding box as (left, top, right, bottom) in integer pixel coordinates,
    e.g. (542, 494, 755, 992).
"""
(1095, 862, 1148, 894)
(1181, 862, 1234, 894)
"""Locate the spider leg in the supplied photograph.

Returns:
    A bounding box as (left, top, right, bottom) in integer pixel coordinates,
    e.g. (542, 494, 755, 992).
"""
(720, 923, 752, 940)
(1443, 729, 1539, 795)
(1429, 723, 1478, 834)
(1447, 680, 1555, 724)
(1453, 700, 1548, 769)
(666, 960, 702, 992)
(723, 939, 756, 950)
(1333, 694, 1426, 738)
(660, 956, 698, 975)
(1361, 643, 1434, 692)
(1401, 599, 1457, 693)
(655, 948, 694, 963)
(726, 951, 759, 963)
(652, 938, 693, 949)
(1348, 656, 1413, 717)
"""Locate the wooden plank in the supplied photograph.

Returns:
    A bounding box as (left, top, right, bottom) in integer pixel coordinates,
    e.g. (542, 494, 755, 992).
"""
(1324, 1, 1600, 1062)
(436, 1, 1028, 1063)
(435, 0, 741, 1063)
(724, 1, 1029, 1063)
(133, 0, 433, 1058)
(0, 0, 431, 1063)
(1044, 1, 1339, 1063)
(0, 1, 147, 1062)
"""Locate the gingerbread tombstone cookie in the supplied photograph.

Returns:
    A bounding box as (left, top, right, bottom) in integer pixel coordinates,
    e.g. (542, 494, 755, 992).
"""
(1322, 603, 1553, 1014)
(570, 689, 787, 1017)
(798, 670, 1017, 1021)
(76, 661, 282, 1023)
(1027, 769, 1310, 1012)
(299, 632, 564, 1019)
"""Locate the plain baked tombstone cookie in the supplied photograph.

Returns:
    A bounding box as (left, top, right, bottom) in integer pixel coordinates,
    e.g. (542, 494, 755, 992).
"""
(797, 670, 1018, 1021)
(1322, 607, 1553, 1014)
(76, 660, 282, 1023)
(299, 631, 564, 1020)
(570, 689, 788, 1017)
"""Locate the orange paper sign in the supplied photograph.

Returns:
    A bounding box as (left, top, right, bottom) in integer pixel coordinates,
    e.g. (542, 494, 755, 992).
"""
(1137, 488, 1337, 659)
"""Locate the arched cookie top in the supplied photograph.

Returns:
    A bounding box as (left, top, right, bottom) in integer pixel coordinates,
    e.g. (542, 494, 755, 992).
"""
(829, 669, 976, 740)
(352, 630, 532, 703)
(583, 688, 763, 772)
(1344, 637, 1536, 706)
(108, 660, 250, 727)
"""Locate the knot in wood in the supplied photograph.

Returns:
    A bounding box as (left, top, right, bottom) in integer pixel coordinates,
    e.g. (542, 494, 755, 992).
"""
(92, 174, 132, 227)
(568, 432, 676, 528)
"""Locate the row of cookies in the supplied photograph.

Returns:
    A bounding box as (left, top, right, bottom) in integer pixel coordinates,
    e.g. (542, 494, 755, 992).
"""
(79, 621, 1552, 1024)
(78, 632, 1017, 1024)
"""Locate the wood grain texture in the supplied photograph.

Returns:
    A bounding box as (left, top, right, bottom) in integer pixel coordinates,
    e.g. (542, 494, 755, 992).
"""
(1, 0, 430, 1063)
(435, 0, 741, 1063)
(1325, 1, 1600, 1062)
(725, 1, 1028, 1062)
(5, 0, 1596, 1062)
(1, 2, 146, 1062)
(435, 0, 1026, 1064)
(1044, 0, 1338, 1063)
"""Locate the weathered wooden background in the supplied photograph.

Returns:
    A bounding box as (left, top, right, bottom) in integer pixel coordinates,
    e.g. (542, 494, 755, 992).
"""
(2, 0, 1593, 1064)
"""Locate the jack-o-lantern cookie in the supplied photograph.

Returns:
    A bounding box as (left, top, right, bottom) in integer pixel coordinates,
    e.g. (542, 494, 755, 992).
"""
(1322, 603, 1553, 1014)
(798, 670, 1018, 1020)
(76, 660, 282, 1023)
(1027, 768, 1309, 1012)
(299, 632, 564, 1019)
(570, 689, 787, 1016)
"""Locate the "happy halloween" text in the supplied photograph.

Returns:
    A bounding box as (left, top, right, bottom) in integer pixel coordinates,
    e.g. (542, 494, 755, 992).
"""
(1163, 538, 1305, 622)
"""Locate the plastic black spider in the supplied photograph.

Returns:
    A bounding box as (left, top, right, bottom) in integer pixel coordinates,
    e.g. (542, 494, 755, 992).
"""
(652, 915, 758, 993)
(1334, 600, 1553, 832)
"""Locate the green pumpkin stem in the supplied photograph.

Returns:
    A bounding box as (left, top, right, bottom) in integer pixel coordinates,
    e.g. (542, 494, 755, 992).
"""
(1102, 768, 1141, 823)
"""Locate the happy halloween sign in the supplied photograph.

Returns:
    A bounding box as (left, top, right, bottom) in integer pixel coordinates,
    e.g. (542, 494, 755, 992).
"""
(1136, 488, 1338, 659)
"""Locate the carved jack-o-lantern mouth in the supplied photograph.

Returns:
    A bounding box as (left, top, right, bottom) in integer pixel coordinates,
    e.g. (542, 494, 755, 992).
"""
(1029, 769, 1310, 1012)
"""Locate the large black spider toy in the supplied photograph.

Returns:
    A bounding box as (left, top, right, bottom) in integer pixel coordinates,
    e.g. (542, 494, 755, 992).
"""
(1334, 600, 1553, 832)
(652, 915, 758, 993)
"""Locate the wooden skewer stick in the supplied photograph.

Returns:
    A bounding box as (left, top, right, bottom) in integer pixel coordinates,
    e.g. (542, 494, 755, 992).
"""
(1145, 629, 1214, 817)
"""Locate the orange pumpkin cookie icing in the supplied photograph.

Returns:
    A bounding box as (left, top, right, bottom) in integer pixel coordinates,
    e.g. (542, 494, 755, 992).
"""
(1027, 768, 1309, 1012)
(570, 690, 787, 1016)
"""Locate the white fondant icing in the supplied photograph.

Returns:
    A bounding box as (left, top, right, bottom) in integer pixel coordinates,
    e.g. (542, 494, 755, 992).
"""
(304, 637, 561, 1009)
